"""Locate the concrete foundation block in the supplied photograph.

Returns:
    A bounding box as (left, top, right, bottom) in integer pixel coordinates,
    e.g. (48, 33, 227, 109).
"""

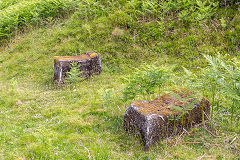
(53, 51, 101, 85)
(123, 90, 210, 149)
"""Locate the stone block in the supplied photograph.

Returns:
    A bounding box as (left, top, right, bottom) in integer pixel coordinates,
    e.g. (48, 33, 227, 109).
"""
(123, 90, 210, 149)
(54, 51, 101, 85)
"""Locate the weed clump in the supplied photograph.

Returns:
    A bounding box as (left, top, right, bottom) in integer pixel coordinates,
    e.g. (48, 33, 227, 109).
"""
(123, 65, 169, 101)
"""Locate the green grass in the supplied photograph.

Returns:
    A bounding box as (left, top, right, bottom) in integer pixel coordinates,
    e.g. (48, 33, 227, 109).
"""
(0, 64, 239, 159)
(0, 0, 19, 10)
(0, 0, 77, 41)
(0, 0, 240, 159)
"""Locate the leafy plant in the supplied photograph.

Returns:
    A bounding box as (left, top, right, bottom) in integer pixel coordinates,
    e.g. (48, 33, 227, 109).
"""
(194, 0, 218, 22)
(183, 54, 240, 123)
(169, 89, 201, 117)
(65, 62, 83, 83)
(123, 65, 169, 101)
(220, 17, 227, 28)
(160, 0, 218, 24)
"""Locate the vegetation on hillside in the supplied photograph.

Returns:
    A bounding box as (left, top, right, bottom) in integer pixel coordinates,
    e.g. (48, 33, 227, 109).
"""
(0, 0, 239, 159)
(0, 0, 77, 40)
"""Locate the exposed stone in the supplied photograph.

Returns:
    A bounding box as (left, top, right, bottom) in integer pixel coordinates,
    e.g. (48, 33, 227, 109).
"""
(123, 89, 210, 149)
(54, 51, 101, 85)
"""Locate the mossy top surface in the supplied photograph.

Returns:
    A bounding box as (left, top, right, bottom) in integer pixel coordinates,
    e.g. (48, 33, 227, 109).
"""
(54, 53, 98, 62)
(133, 90, 199, 116)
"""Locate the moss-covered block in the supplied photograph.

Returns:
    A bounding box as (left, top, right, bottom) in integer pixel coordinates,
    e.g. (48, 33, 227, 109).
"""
(123, 90, 210, 149)
(54, 51, 101, 85)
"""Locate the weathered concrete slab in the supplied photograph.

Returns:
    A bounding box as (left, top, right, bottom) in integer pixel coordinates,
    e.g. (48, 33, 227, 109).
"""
(54, 51, 101, 85)
(123, 90, 210, 149)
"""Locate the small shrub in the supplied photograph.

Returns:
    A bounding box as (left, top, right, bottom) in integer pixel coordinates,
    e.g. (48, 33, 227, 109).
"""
(123, 65, 169, 101)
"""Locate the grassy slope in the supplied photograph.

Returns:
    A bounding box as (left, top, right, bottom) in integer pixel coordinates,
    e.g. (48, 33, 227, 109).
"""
(0, 1, 240, 159)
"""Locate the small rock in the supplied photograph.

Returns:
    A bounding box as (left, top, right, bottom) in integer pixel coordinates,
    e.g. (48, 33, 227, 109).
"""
(123, 89, 210, 149)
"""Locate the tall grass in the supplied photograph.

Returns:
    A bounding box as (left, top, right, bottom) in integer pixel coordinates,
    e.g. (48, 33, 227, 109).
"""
(0, 0, 19, 10)
(0, 0, 220, 42)
(0, 0, 77, 42)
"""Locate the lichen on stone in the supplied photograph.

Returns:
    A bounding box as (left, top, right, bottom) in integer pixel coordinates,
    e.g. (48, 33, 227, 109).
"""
(90, 53, 98, 58)
(54, 54, 91, 62)
(134, 89, 201, 116)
